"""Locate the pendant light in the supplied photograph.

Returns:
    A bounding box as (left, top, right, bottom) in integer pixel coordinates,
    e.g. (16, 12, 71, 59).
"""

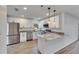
(53, 9, 56, 22)
(53, 5, 56, 28)
(48, 7, 51, 23)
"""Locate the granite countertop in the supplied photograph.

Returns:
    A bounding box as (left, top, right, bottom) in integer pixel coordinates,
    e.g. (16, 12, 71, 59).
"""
(38, 32, 64, 40)
(19, 27, 35, 32)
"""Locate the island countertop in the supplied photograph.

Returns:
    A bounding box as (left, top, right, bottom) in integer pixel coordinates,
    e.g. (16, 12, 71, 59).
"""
(37, 32, 64, 40)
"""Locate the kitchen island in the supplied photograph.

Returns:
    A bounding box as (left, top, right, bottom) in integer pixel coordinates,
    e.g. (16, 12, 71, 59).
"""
(37, 32, 65, 54)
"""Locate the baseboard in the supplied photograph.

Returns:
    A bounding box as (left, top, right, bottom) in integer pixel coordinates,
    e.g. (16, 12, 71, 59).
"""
(7, 42, 20, 46)
(27, 39, 33, 41)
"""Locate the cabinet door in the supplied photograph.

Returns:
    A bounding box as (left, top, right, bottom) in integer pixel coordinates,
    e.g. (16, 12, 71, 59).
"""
(33, 32, 37, 40)
(20, 32, 27, 42)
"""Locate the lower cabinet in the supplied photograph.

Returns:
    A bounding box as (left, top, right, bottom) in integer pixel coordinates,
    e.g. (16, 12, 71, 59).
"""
(20, 31, 33, 42)
(20, 32, 27, 42)
(33, 32, 38, 40)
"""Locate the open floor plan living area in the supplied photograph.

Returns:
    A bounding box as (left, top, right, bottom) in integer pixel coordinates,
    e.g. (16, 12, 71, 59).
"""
(0, 5, 79, 54)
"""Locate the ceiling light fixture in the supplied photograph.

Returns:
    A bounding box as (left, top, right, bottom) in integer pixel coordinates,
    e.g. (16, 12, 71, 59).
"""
(24, 7, 27, 10)
(53, 9, 56, 22)
(47, 7, 51, 23)
(14, 8, 19, 11)
(53, 5, 57, 28)
(41, 5, 43, 7)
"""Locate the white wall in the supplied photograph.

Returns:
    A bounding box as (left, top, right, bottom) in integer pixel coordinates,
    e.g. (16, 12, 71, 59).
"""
(38, 13, 79, 54)
(0, 6, 7, 54)
(64, 13, 78, 42)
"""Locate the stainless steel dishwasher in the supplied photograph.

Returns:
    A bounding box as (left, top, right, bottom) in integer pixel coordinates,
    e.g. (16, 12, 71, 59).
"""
(27, 31, 33, 41)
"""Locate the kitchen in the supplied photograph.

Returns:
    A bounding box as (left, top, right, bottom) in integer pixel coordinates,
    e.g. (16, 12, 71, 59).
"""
(7, 5, 79, 54)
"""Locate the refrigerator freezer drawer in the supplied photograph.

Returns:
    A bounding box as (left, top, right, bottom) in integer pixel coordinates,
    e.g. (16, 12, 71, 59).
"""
(8, 35, 20, 45)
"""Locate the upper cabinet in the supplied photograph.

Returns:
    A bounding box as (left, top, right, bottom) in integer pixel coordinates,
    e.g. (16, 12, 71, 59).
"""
(48, 16, 60, 29)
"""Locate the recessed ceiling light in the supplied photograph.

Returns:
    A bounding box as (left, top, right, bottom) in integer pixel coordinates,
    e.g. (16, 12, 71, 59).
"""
(24, 7, 27, 10)
(14, 8, 19, 11)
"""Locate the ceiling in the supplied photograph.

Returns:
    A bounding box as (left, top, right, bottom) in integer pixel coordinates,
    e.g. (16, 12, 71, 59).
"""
(7, 5, 79, 20)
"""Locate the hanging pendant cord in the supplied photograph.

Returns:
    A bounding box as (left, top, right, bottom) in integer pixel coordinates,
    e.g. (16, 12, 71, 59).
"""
(53, 10, 56, 22)
(48, 7, 51, 21)
(53, 5, 56, 22)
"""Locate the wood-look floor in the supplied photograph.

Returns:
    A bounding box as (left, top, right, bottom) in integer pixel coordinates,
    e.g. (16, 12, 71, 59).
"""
(7, 40, 38, 54)
(56, 40, 79, 54)
(7, 40, 79, 54)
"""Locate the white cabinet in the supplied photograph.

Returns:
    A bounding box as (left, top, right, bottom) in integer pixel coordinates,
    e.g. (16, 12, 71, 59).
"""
(33, 32, 37, 40)
(20, 32, 27, 42)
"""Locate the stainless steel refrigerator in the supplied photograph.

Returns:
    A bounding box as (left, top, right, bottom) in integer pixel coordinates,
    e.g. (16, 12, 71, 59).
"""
(8, 23, 20, 45)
